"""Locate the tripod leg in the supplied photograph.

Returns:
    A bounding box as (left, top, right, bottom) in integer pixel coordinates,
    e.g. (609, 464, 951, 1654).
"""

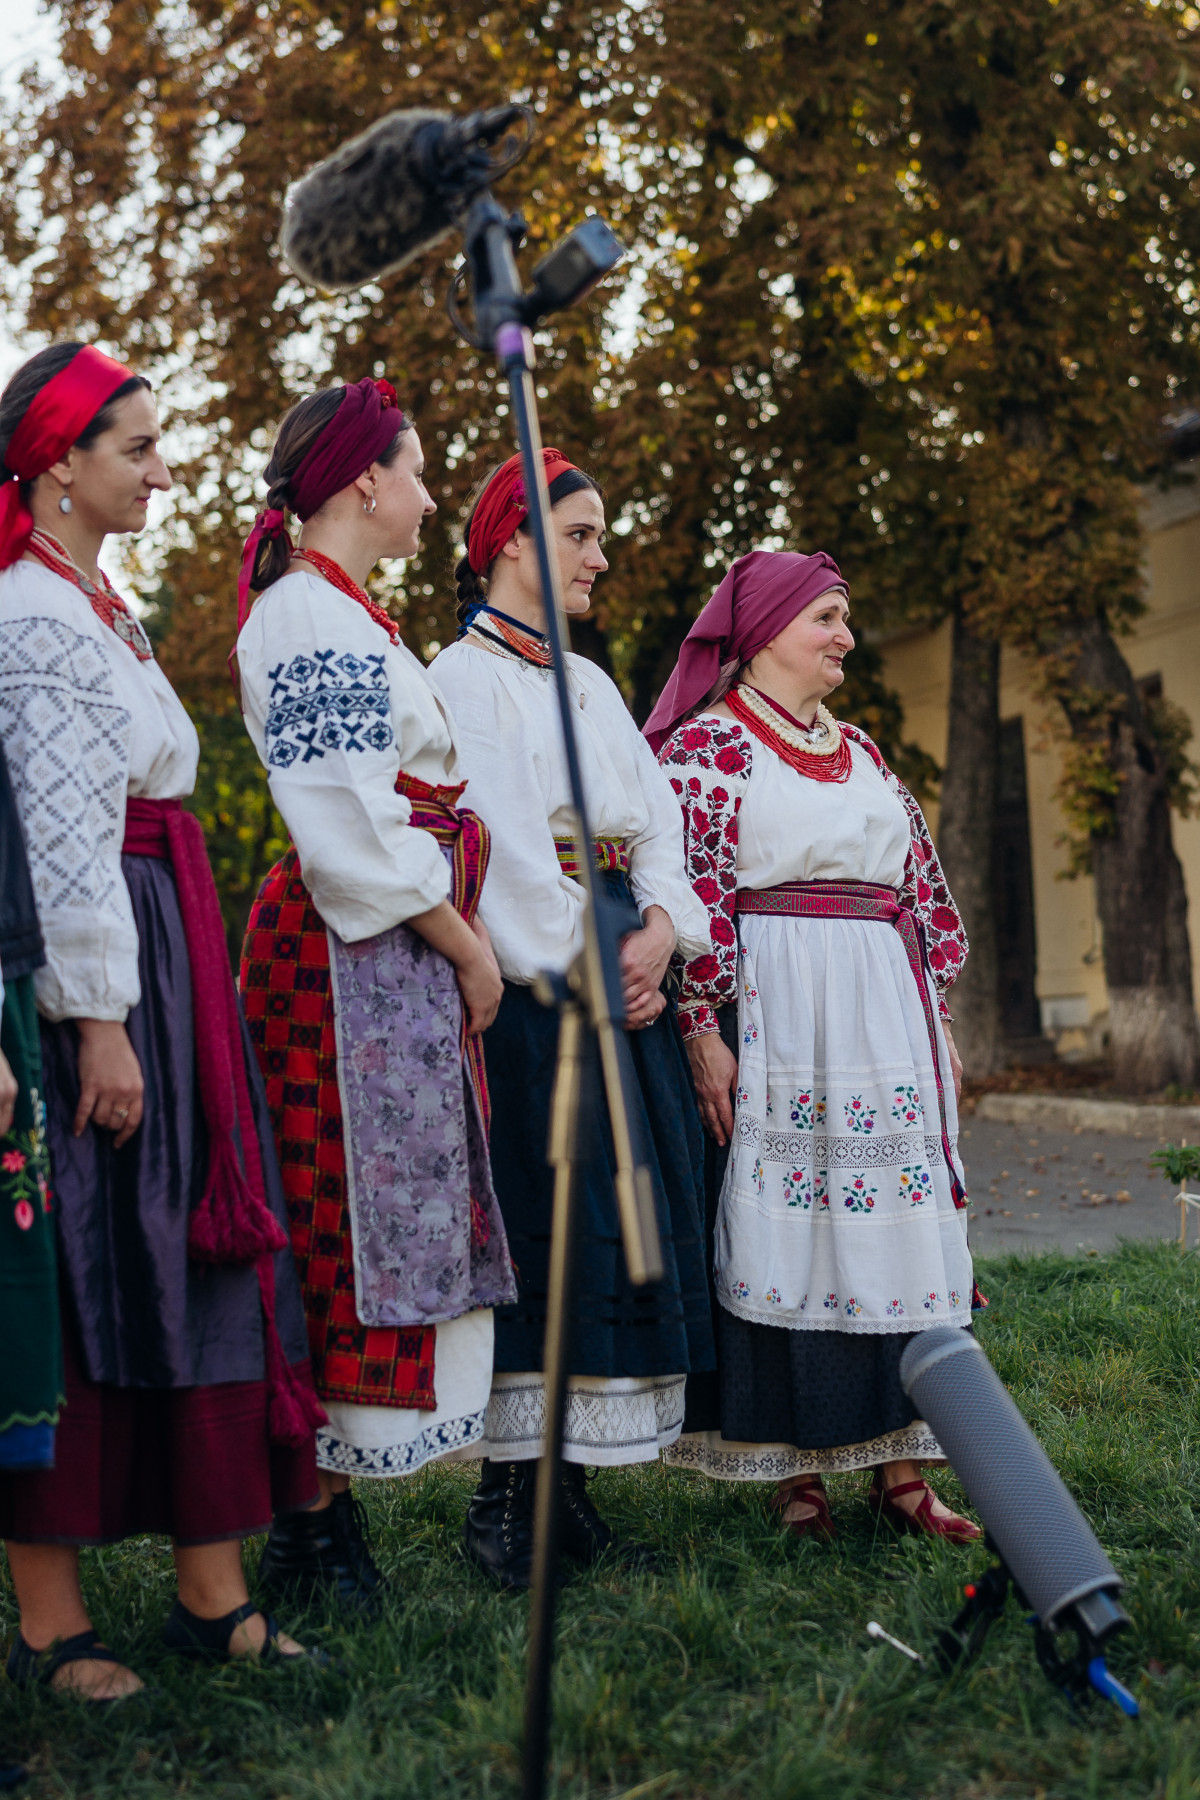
(522, 1001, 587, 1800)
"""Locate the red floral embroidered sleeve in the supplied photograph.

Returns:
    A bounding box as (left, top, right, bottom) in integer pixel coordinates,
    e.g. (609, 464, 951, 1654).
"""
(657, 719, 754, 1040)
(841, 723, 969, 1018)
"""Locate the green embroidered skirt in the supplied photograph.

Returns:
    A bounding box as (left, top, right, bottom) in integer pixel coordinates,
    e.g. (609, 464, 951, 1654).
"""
(0, 973, 62, 1466)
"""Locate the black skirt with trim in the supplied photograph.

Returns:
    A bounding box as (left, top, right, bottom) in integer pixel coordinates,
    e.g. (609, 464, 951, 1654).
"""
(484, 871, 715, 1380)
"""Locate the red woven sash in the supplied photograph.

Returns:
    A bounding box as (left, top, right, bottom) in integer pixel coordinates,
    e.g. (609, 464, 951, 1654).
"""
(122, 797, 325, 1442)
(552, 836, 630, 879)
(394, 770, 492, 1129)
(736, 878, 966, 1209)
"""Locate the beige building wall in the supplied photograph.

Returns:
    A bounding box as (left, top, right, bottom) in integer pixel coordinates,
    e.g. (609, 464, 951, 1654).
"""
(877, 470, 1200, 1057)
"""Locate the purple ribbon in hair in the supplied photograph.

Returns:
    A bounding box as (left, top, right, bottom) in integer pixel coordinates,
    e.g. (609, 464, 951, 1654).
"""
(236, 377, 403, 630)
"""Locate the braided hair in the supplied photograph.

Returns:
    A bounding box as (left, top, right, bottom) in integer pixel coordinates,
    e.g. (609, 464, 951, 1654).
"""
(253, 386, 413, 592)
(454, 464, 602, 631)
(0, 343, 150, 504)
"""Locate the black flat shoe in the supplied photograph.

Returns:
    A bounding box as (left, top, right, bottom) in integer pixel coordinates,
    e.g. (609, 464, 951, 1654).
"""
(559, 1463, 660, 1573)
(162, 1600, 329, 1667)
(5, 1629, 132, 1703)
(258, 1489, 385, 1617)
(463, 1458, 539, 1590)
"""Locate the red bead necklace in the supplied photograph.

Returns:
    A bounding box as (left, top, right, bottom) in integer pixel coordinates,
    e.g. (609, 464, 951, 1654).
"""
(27, 530, 154, 660)
(725, 683, 853, 783)
(292, 547, 400, 644)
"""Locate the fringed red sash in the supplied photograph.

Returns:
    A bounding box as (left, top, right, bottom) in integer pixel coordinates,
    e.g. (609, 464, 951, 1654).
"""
(393, 771, 492, 1131)
(735, 877, 967, 1209)
(122, 797, 325, 1444)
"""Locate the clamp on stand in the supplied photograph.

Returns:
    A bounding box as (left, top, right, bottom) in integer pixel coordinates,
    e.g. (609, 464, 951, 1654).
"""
(447, 190, 660, 1800)
(937, 1546, 1139, 1717)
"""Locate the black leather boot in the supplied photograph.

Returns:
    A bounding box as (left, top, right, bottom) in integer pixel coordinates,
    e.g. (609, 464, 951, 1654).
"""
(462, 1458, 538, 1590)
(258, 1488, 385, 1617)
(558, 1463, 659, 1573)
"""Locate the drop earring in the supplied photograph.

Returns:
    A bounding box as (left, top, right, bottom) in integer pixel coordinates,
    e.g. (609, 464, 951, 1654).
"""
(58, 494, 72, 515)
(363, 491, 377, 515)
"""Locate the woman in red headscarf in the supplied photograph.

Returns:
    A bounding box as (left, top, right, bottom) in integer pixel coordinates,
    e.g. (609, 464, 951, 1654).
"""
(235, 382, 515, 1613)
(649, 550, 981, 1543)
(0, 343, 323, 1699)
(430, 453, 715, 1588)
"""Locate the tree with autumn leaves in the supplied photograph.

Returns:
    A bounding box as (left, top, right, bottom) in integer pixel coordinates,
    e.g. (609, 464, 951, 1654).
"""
(3, 0, 1199, 1086)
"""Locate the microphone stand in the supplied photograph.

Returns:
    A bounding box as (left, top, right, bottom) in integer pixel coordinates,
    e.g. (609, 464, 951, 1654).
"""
(450, 193, 664, 1800)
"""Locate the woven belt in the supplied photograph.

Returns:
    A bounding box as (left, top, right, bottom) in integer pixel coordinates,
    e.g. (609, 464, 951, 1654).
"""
(553, 836, 630, 879)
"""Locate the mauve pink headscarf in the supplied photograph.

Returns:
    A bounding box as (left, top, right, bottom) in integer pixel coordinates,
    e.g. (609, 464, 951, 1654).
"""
(643, 548, 846, 754)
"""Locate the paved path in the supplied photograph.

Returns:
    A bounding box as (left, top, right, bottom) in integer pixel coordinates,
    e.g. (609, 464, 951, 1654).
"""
(959, 1114, 1184, 1256)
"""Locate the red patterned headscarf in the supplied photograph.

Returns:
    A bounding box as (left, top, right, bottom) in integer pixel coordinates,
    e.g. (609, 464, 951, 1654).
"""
(643, 548, 847, 754)
(466, 448, 579, 574)
(0, 345, 133, 571)
(237, 376, 405, 629)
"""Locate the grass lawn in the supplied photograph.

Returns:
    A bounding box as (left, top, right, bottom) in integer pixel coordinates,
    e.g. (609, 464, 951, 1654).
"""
(3, 1238, 1199, 1799)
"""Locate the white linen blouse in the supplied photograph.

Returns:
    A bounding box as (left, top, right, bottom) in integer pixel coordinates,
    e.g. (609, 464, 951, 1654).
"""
(736, 734, 912, 889)
(430, 637, 712, 984)
(237, 568, 462, 942)
(0, 559, 199, 1022)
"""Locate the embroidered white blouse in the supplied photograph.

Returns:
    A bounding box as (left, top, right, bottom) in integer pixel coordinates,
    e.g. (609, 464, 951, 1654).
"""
(0, 560, 199, 1022)
(430, 638, 712, 984)
(238, 568, 461, 942)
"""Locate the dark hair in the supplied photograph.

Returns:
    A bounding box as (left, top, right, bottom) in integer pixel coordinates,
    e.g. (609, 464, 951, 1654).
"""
(0, 342, 150, 502)
(253, 385, 413, 591)
(454, 465, 604, 628)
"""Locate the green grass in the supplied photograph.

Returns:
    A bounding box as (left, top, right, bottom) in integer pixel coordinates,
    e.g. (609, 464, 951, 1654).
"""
(4, 1239, 1200, 1799)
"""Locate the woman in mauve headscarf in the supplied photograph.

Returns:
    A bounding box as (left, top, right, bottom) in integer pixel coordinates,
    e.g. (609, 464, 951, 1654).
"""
(647, 549, 981, 1543)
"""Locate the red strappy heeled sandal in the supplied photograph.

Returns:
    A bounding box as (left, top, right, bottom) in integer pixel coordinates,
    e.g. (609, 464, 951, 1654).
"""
(771, 1474, 837, 1540)
(867, 1471, 981, 1544)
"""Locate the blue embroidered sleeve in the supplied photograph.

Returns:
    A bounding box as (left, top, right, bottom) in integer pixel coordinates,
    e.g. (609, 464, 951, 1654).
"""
(265, 649, 394, 769)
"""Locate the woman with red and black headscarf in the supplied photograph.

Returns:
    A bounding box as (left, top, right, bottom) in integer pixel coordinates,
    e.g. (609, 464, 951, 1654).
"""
(235, 381, 515, 1612)
(0, 343, 323, 1698)
(431, 453, 715, 1588)
(650, 550, 981, 1543)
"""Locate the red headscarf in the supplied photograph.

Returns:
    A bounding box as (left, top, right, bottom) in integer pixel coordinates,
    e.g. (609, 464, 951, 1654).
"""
(237, 376, 404, 630)
(0, 345, 133, 571)
(643, 548, 847, 754)
(466, 448, 579, 574)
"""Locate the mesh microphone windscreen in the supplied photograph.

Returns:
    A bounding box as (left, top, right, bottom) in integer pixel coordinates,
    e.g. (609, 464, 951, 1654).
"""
(899, 1328, 1119, 1627)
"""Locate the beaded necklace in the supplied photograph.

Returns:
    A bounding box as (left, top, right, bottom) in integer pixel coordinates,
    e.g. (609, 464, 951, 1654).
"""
(27, 529, 155, 661)
(292, 547, 400, 644)
(726, 682, 853, 783)
(466, 603, 552, 669)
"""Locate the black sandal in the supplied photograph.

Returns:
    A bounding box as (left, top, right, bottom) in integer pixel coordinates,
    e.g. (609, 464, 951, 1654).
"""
(162, 1599, 329, 1667)
(5, 1628, 131, 1702)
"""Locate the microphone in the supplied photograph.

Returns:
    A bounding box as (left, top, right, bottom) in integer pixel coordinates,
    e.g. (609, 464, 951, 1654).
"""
(280, 105, 531, 291)
(900, 1328, 1138, 1714)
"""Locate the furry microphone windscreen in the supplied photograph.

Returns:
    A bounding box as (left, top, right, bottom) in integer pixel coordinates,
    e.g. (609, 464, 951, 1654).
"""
(280, 105, 528, 292)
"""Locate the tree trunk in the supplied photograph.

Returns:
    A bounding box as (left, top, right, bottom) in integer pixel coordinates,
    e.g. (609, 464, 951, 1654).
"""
(936, 608, 1002, 1078)
(1065, 619, 1199, 1092)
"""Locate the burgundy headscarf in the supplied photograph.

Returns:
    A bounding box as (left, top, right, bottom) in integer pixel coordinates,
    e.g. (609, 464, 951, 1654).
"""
(643, 548, 847, 754)
(0, 345, 133, 570)
(236, 375, 404, 629)
(467, 447, 579, 574)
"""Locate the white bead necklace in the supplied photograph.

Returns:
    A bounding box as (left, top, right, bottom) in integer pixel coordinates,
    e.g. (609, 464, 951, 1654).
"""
(734, 684, 843, 757)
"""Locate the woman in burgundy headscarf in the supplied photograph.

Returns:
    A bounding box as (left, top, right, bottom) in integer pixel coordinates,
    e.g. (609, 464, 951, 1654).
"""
(0, 343, 322, 1699)
(647, 549, 981, 1542)
(235, 381, 515, 1612)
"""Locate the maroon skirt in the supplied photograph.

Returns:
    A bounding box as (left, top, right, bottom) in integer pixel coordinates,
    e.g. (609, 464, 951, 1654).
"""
(0, 1309, 316, 1546)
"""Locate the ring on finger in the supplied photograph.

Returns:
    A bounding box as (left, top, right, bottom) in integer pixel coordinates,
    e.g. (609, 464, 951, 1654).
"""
(113, 1105, 130, 1121)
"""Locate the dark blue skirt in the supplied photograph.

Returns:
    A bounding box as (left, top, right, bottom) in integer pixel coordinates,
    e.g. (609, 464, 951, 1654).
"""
(38, 854, 310, 1389)
(483, 874, 715, 1380)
